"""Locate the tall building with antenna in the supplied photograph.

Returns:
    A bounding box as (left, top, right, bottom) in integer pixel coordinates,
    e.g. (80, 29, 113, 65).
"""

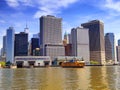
(24, 24, 29, 33)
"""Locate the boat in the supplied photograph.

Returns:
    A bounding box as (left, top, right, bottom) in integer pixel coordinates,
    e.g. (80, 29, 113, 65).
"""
(61, 59, 85, 68)
(10, 65, 17, 69)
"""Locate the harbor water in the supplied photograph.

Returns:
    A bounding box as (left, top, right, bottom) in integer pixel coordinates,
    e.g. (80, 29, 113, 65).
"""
(0, 66, 120, 90)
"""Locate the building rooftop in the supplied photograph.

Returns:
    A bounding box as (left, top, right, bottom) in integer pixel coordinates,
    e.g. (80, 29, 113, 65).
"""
(81, 20, 104, 25)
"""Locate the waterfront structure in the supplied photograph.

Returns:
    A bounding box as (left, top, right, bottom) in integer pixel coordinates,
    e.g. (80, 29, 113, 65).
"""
(81, 20, 106, 65)
(14, 32, 28, 56)
(15, 56, 51, 67)
(105, 33, 116, 64)
(71, 27, 90, 64)
(6, 27, 15, 63)
(3, 36, 6, 56)
(40, 15, 65, 60)
(52, 56, 83, 66)
(31, 38, 39, 55)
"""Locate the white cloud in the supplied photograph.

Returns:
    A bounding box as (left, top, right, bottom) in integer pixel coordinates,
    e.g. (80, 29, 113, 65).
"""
(5, 0, 79, 18)
(33, 0, 79, 18)
(6, 0, 35, 7)
(104, 0, 120, 12)
(6, 0, 19, 7)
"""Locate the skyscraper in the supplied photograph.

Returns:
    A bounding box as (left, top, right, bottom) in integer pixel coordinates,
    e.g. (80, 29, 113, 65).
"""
(31, 38, 39, 55)
(40, 15, 62, 45)
(40, 15, 65, 60)
(118, 39, 120, 46)
(71, 27, 90, 64)
(117, 39, 120, 63)
(14, 32, 28, 56)
(3, 36, 6, 56)
(81, 20, 105, 65)
(6, 27, 15, 63)
(105, 33, 116, 63)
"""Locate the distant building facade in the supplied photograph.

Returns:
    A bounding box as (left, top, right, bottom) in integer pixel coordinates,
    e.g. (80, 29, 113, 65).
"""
(117, 39, 120, 63)
(65, 44, 72, 56)
(116, 46, 120, 63)
(81, 20, 105, 65)
(44, 44, 65, 60)
(71, 27, 90, 64)
(40, 15, 65, 60)
(3, 36, 6, 56)
(31, 38, 39, 55)
(14, 32, 28, 56)
(105, 33, 116, 63)
(118, 39, 120, 46)
(6, 27, 15, 63)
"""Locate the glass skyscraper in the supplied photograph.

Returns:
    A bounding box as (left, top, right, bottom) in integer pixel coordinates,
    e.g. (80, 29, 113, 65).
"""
(105, 33, 116, 63)
(6, 27, 15, 63)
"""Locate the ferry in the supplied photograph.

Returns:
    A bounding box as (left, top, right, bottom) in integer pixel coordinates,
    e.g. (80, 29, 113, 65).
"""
(61, 59, 85, 68)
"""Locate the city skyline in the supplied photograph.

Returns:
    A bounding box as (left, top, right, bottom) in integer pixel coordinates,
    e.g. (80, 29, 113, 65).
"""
(0, 0, 120, 49)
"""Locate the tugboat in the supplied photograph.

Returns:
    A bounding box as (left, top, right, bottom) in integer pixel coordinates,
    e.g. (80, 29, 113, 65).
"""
(61, 59, 85, 68)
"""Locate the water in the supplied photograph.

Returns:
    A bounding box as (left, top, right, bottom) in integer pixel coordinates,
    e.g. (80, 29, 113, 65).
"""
(0, 66, 120, 90)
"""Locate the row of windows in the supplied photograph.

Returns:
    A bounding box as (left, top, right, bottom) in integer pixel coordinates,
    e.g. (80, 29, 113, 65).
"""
(16, 58, 50, 60)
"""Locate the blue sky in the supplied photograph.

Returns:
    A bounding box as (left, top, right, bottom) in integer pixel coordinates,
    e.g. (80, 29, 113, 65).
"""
(0, 0, 120, 48)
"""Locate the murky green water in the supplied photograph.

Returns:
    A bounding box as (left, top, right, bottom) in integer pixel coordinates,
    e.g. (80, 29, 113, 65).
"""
(0, 66, 120, 90)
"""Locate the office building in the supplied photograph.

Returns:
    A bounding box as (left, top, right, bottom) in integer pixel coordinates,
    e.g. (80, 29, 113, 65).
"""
(40, 15, 62, 45)
(3, 36, 6, 56)
(44, 44, 65, 60)
(118, 39, 120, 46)
(14, 32, 28, 56)
(81, 20, 105, 65)
(40, 15, 65, 60)
(1, 48, 3, 56)
(117, 39, 120, 63)
(65, 44, 72, 56)
(105, 33, 116, 63)
(68, 34, 72, 44)
(71, 27, 90, 64)
(116, 46, 120, 63)
(31, 38, 39, 55)
(6, 27, 15, 63)
(33, 48, 40, 56)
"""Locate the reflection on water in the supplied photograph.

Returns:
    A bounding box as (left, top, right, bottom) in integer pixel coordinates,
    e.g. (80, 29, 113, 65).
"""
(0, 66, 120, 90)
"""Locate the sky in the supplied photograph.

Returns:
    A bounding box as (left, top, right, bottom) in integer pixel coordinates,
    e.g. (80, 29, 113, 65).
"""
(0, 0, 120, 49)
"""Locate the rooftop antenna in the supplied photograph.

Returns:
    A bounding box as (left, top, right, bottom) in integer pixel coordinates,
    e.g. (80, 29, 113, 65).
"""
(24, 21, 29, 33)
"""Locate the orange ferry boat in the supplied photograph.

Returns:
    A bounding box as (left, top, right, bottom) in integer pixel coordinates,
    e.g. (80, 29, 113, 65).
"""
(61, 59, 85, 68)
